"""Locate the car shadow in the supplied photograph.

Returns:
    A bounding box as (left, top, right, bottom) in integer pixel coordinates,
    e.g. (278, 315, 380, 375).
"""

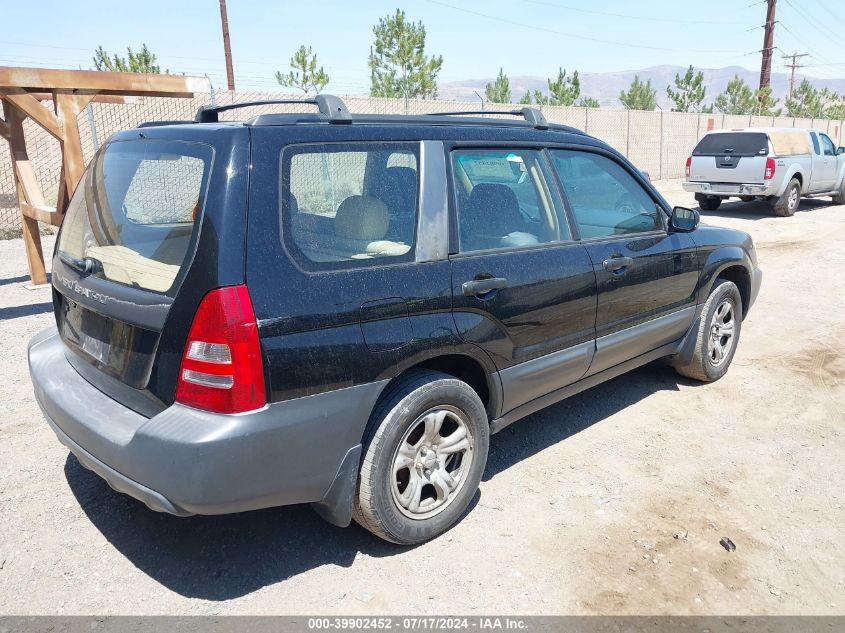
(65, 362, 688, 600)
(484, 362, 688, 480)
(698, 196, 834, 220)
(0, 302, 53, 320)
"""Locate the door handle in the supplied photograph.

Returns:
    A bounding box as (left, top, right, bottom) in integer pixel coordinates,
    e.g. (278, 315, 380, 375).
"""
(603, 256, 633, 274)
(462, 277, 508, 297)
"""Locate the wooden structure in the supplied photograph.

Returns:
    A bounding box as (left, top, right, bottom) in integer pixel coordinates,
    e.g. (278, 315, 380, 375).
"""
(0, 66, 208, 285)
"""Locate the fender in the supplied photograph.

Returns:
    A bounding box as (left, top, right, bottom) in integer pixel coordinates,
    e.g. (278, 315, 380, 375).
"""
(775, 164, 804, 197)
(695, 244, 755, 310)
(836, 161, 845, 189)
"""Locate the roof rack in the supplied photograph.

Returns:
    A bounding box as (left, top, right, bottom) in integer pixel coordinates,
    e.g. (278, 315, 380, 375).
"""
(428, 107, 549, 130)
(195, 94, 351, 123)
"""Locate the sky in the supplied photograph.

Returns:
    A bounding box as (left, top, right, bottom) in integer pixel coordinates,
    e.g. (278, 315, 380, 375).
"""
(1, 0, 844, 93)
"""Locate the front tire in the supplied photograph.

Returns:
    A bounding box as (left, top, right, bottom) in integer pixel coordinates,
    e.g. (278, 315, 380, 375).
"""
(772, 178, 801, 216)
(353, 370, 489, 544)
(674, 279, 742, 382)
(831, 177, 845, 205)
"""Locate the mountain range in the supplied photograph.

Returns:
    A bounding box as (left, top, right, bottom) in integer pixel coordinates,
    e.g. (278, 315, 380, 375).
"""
(438, 65, 845, 109)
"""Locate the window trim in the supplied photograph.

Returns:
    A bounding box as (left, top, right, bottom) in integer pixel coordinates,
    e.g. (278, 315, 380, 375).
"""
(278, 141, 421, 273)
(446, 145, 576, 256)
(545, 144, 669, 242)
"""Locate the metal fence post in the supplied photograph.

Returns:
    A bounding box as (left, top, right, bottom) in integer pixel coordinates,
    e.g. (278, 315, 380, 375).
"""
(625, 107, 631, 158)
(657, 105, 664, 180)
(584, 105, 589, 134)
(86, 102, 99, 153)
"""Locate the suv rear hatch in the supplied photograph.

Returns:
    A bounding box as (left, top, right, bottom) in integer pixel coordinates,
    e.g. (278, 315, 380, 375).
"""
(53, 136, 217, 416)
(688, 132, 770, 186)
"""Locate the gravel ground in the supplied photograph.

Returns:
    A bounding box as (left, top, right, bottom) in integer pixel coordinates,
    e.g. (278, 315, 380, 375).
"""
(0, 180, 843, 615)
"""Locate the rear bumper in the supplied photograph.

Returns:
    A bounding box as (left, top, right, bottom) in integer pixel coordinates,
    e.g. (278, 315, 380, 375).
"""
(683, 181, 775, 197)
(28, 327, 385, 520)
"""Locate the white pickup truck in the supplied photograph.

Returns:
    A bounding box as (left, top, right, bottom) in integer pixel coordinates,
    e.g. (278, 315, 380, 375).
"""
(683, 128, 845, 216)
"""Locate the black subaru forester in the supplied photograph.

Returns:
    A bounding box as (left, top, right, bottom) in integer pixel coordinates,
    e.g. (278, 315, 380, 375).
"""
(29, 96, 762, 544)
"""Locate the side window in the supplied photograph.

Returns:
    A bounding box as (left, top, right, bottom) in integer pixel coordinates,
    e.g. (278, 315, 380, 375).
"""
(281, 144, 418, 267)
(820, 134, 836, 157)
(451, 149, 570, 253)
(549, 150, 662, 239)
(810, 132, 821, 155)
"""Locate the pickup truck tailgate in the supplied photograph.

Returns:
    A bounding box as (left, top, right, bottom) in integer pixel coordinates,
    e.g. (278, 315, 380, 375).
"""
(689, 132, 769, 186)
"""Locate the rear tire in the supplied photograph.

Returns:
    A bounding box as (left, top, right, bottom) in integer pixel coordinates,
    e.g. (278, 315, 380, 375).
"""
(698, 196, 722, 211)
(772, 178, 801, 216)
(674, 279, 742, 383)
(353, 369, 489, 544)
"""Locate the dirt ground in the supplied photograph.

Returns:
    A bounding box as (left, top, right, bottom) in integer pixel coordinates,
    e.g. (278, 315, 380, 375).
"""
(0, 180, 843, 616)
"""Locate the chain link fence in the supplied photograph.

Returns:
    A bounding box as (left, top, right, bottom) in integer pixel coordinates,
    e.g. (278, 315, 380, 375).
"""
(2, 89, 845, 236)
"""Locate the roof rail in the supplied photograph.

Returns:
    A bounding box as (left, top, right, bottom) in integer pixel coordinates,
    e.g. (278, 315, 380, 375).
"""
(428, 107, 549, 130)
(195, 94, 351, 123)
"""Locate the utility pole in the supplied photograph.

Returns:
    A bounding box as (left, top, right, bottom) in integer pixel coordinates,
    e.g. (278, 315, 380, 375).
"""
(782, 52, 809, 100)
(219, 0, 235, 91)
(759, 0, 777, 91)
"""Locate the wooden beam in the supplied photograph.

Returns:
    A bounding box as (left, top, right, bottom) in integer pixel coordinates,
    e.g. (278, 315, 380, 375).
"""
(0, 66, 209, 97)
(0, 90, 62, 139)
(6, 105, 47, 285)
(28, 92, 128, 104)
(21, 202, 61, 226)
(54, 93, 90, 217)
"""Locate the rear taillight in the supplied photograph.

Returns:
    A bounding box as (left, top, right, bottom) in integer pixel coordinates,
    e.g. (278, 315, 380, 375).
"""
(175, 285, 266, 414)
(685, 156, 691, 178)
(764, 157, 776, 180)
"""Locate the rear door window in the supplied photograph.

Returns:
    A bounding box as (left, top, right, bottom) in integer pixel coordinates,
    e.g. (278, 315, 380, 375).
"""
(451, 149, 570, 252)
(57, 139, 213, 294)
(693, 133, 769, 157)
(281, 143, 419, 268)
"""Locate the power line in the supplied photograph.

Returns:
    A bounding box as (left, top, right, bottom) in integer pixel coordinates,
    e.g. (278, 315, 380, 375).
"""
(425, 0, 746, 54)
(519, 0, 746, 25)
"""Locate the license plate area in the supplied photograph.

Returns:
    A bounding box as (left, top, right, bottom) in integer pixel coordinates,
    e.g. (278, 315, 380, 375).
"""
(57, 292, 159, 389)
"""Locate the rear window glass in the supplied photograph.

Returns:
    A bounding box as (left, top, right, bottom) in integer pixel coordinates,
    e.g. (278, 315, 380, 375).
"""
(692, 133, 768, 157)
(280, 143, 419, 269)
(57, 139, 213, 294)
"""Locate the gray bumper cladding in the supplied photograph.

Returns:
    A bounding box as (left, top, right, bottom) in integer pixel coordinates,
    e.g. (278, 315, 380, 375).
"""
(28, 327, 386, 521)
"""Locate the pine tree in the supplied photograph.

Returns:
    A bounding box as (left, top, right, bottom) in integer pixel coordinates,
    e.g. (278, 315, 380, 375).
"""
(754, 85, 781, 117)
(619, 75, 657, 111)
(518, 92, 532, 105)
(368, 9, 443, 99)
(714, 75, 756, 115)
(666, 65, 706, 112)
(485, 68, 511, 104)
(93, 44, 163, 73)
(578, 97, 600, 108)
(275, 45, 330, 95)
(786, 79, 824, 118)
(534, 68, 580, 106)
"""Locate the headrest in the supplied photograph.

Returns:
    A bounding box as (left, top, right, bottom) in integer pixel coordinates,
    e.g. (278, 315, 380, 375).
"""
(466, 183, 522, 235)
(335, 195, 389, 241)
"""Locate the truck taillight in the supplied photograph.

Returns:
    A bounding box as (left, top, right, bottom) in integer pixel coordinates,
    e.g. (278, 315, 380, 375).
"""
(685, 156, 691, 178)
(764, 157, 776, 180)
(176, 285, 266, 414)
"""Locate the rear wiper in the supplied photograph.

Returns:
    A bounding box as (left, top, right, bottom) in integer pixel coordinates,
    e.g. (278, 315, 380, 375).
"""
(58, 251, 103, 274)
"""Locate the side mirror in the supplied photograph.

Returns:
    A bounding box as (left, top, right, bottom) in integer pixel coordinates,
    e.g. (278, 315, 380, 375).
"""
(640, 170, 651, 182)
(837, 147, 845, 155)
(670, 206, 699, 232)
